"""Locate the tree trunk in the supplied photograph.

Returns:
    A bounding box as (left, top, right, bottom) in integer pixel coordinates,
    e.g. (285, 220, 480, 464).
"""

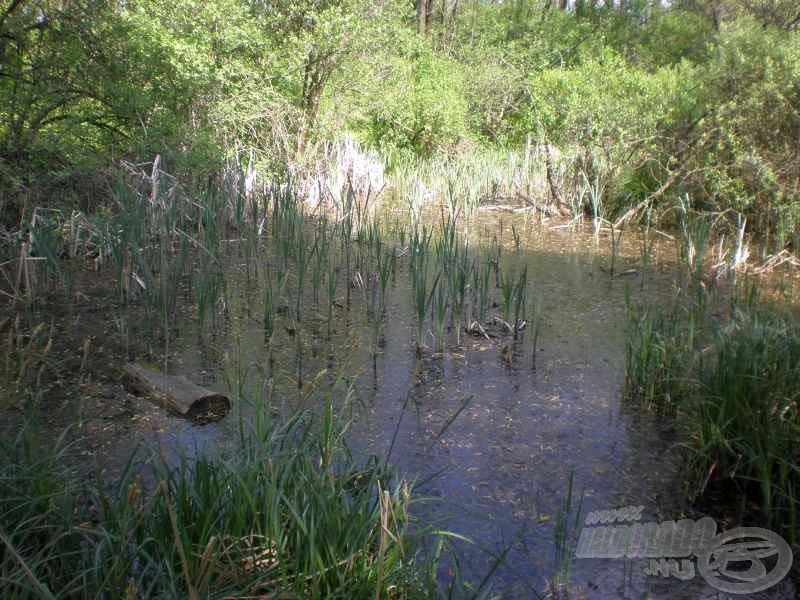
(297, 50, 332, 155)
(444, 0, 459, 40)
(416, 0, 428, 34)
(123, 363, 230, 422)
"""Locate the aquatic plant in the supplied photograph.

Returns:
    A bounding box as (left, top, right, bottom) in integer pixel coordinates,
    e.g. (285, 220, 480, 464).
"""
(607, 220, 624, 278)
(326, 256, 338, 340)
(409, 224, 432, 274)
(581, 170, 605, 236)
(472, 256, 491, 323)
(193, 261, 225, 329)
(549, 472, 584, 595)
(675, 195, 712, 289)
(530, 297, 543, 370)
(639, 207, 654, 290)
(512, 265, 527, 340)
(262, 263, 275, 340)
(294, 223, 316, 322)
(310, 225, 327, 305)
(432, 271, 448, 352)
(411, 250, 439, 355)
(27, 209, 70, 301)
(0, 317, 54, 395)
(499, 262, 527, 332)
(449, 250, 469, 345)
(511, 224, 521, 251)
(377, 249, 394, 314)
(0, 395, 439, 599)
(625, 286, 800, 535)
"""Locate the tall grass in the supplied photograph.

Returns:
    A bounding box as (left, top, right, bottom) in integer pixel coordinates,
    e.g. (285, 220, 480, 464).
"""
(529, 297, 543, 370)
(311, 218, 329, 305)
(390, 146, 562, 217)
(639, 207, 654, 290)
(449, 250, 469, 345)
(625, 285, 800, 536)
(499, 263, 527, 336)
(326, 256, 338, 340)
(192, 188, 227, 328)
(581, 170, 604, 236)
(675, 195, 712, 288)
(432, 272, 449, 352)
(0, 392, 441, 599)
(548, 472, 583, 596)
(263, 262, 275, 341)
(472, 257, 491, 323)
(410, 235, 438, 354)
(1, 317, 55, 396)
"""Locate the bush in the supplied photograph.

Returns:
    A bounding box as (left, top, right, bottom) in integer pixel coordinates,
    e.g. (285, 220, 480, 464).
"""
(356, 36, 470, 163)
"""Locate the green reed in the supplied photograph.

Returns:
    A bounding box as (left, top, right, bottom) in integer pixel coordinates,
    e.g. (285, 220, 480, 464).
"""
(369, 275, 383, 371)
(499, 266, 515, 323)
(27, 210, 71, 302)
(550, 472, 584, 593)
(0, 389, 440, 599)
(450, 250, 469, 345)
(511, 224, 521, 251)
(377, 249, 394, 314)
(411, 248, 438, 355)
(639, 207, 654, 290)
(409, 224, 432, 274)
(263, 263, 275, 340)
(193, 261, 225, 328)
(512, 265, 527, 339)
(608, 220, 624, 278)
(326, 256, 338, 340)
(625, 285, 800, 536)
(473, 256, 491, 323)
(338, 210, 355, 310)
(432, 272, 449, 352)
(675, 195, 712, 290)
(241, 193, 263, 282)
(491, 236, 502, 288)
(530, 297, 543, 370)
(436, 204, 460, 271)
(311, 218, 329, 305)
(294, 223, 316, 323)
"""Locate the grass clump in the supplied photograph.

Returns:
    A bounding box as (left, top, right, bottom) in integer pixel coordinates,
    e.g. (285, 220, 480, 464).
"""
(0, 403, 438, 599)
(625, 286, 800, 536)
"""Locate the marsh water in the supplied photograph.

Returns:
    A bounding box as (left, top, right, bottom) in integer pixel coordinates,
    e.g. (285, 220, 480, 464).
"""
(22, 213, 800, 598)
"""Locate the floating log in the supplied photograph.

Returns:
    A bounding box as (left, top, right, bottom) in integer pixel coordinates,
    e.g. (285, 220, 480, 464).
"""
(123, 363, 230, 422)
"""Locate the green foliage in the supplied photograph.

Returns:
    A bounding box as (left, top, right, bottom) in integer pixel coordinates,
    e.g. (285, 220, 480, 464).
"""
(357, 35, 470, 162)
(632, 9, 715, 66)
(2, 1, 800, 236)
(689, 19, 800, 217)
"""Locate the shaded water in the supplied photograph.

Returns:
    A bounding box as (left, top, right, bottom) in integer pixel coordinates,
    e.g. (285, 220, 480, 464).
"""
(16, 215, 799, 598)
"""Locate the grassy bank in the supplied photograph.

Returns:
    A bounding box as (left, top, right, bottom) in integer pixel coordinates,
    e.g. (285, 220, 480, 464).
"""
(625, 279, 800, 537)
(0, 396, 442, 599)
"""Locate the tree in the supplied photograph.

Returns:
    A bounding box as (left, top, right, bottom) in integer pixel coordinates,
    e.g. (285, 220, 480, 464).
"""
(417, 0, 428, 34)
(254, 0, 403, 154)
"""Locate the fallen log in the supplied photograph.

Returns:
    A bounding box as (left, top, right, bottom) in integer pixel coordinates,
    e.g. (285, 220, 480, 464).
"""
(123, 363, 230, 422)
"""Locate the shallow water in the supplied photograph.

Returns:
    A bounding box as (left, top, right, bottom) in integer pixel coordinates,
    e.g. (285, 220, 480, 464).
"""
(13, 214, 799, 598)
